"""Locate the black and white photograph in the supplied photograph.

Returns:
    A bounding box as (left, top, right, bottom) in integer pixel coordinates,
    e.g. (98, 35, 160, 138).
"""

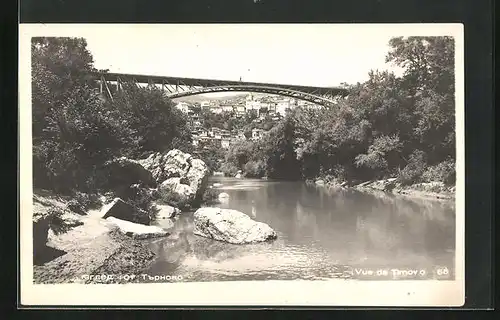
(19, 24, 464, 306)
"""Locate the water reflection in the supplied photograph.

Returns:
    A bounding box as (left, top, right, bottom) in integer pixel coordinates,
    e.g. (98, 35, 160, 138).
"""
(145, 178, 455, 281)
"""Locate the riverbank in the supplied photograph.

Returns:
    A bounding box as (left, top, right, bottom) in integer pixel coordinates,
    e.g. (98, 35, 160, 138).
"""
(308, 178, 455, 202)
(32, 149, 218, 284)
(32, 190, 157, 284)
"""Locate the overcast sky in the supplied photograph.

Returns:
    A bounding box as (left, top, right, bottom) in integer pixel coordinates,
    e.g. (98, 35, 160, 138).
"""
(22, 23, 461, 95)
(77, 24, 412, 88)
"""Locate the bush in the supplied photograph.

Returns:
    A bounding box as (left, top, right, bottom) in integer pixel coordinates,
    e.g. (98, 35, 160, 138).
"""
(112, 184, 158, 221)
(32, 37, 193, 198)
(397, 150, 427, 186)
(220, 162, 239, 177)
(157, 189, 193, 211)
(244, 160, 266, 178)
(201, 188, 219, 205)
(67, 191, 102, 215)
(421, 159, 455, 185)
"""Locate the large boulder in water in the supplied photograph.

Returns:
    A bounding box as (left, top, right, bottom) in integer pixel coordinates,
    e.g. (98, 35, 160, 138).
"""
(193, 207, 277, 244)
(138, 149, 210, 200)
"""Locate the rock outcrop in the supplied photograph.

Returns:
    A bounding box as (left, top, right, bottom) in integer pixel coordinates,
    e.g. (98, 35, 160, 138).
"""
(33, 210, 52, 262)
(33, 191, 84, 263)
(106, 217, 168, 240)
(352, 178, 454, 200)
(160, 177, 196, 201)
(101, 198, 150, 225)
(155, 204, 181, 219)
(138, 149, 210, 200)
(193, 207, 277, 244)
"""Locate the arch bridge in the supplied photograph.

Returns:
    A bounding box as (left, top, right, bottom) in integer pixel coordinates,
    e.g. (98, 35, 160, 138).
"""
(92, 72, 349, 107)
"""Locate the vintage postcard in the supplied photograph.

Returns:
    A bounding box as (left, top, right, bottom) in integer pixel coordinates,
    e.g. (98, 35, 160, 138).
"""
(19, 23, 464, 307)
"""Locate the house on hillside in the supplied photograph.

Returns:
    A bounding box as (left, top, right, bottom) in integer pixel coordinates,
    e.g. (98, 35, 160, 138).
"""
(201, 101, 211, 110)
(175, 102, 191, 114)
(236, 131, 246, 140)
(220, 129, 231, 139)
(199, 130, 209, 137)
(221, 104, 235, 113)
(211, 106, 222, 114)
(251, 128, 265, 141)
(192, 136, 200, 147)
(198, 136, 221, 149)
(221, 138, 231, 149)
(268, 103, 277, 115)
(236, 105, 246, 116)
(276, 100, 290, 117)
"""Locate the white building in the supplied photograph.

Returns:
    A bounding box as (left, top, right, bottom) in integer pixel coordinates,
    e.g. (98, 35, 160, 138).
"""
(175, 102, 191, 114)
(236, 105, 246, 116)
(211, 106, 222, 114)
(251, 128, 265, 140)
(276, 100, 290, 117)
(221, 139, 231, 149)
(192, 136, 200, 147)
(245, 100, 261, 113)
(201, 101, 210, 109)
(221, 105, 234, 113)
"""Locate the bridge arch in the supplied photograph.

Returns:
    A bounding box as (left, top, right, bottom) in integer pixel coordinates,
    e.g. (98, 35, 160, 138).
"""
(92, 72, 349, 108)
(167, 85, 341, 107)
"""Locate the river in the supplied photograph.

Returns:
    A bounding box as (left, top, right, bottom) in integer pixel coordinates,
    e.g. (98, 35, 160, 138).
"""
(145, 177, 455, 282)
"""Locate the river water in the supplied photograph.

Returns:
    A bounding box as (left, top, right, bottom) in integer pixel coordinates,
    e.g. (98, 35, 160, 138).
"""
(145, 177, 455, 282)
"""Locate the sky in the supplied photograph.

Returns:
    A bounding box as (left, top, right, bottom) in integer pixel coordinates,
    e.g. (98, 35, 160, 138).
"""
(21, 23, 462, 100)
(78, 24, 408, 89)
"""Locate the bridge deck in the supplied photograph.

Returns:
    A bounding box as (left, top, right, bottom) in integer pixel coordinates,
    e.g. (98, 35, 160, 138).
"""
(93, 72, 349, 96)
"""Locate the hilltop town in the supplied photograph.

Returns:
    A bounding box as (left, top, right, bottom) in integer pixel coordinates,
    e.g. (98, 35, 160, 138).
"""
(175, 93, 324, 150)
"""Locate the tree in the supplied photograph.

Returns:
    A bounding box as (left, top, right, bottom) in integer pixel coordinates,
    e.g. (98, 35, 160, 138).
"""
(109, 82, 192, 157)
(32, 37, 126, 192)
(32, 37, 193, 193)
(386, 36, 455, 165)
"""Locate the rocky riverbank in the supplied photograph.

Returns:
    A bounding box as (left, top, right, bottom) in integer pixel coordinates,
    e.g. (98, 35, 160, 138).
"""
(32, 149, 213, 284)
(309, 178, 455, 201)
(32, 189, 168, 284)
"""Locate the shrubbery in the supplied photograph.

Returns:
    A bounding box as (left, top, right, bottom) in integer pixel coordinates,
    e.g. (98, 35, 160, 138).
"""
(67, 191, 103, 215)
(32, 37, 193, 216)
(396, 150, 427, 186)
(157, 187, 219, 211)
(201, 188, 220, 205)
(244, 160, 266, 178)
(157, 190, 193, 211)
(422, 158, 456, 185)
